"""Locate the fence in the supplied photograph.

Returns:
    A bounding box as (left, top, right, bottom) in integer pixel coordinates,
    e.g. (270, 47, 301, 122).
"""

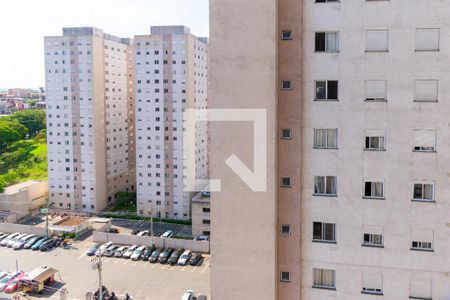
(92, 231, 210, 253)
(0, 223, 47, 236)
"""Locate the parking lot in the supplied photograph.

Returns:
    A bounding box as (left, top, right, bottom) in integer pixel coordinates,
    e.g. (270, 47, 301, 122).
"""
(0, 237, 210, 300)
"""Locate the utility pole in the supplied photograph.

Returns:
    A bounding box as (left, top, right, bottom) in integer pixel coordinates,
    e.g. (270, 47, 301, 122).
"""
(45, 197, 50, 238)
(148, 209, 154, 247)
(91, 255, 103, 300)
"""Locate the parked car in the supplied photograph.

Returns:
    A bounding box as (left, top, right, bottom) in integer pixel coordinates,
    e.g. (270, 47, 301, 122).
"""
(131, 246, 146, 261)
(23, 236, 42, 249)
(193, 235, 210, 241)
(114, 246, 129, 258)
(0, 271, 9, 281)
(0, 233, 20, 247)
(140, 246, 156, 261)
(104, 245, 119, 257)
(130, 229, 140, 235)
(189, 253, 203, 266)
(106, 228, 119, 234)
(161, 230, 173, 238)
(0, 273, 17, 291)
(178, 250, 192, 266)
(168, 248, 184, 265)
(13, 234, 35, 250)
(197, 295, 208, 300)
(3, 272, 25, 294)
(31, 237, 49, 251)
(137, 230, 150, 236)
(39, 238, 59, 251)
(0, 233, 9, 242)
(96, 242, 113, 256)
(123, 245, 138, 259)
(158, 248, 174, 264)
(180, 290, 194, 300)
(86, 243, 101, 256)
(7, 233, 27, 247)
(149, 248, 162, 263)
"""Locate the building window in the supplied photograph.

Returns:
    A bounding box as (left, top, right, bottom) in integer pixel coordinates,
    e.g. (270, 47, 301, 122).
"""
(366, 30, 388, 52)
(411, 229, 433, 251)
(362, 226, 383, 247)
(313, 268, 336, 289)
(362, 273, 383, 295)
(281, 129, 292, 139)
(364, 180, 384, 199)
(281, 177, 291, 187)
(313, 222, 336, 242)
(280, 225, 291, 236)
(315, 32, 339, 52)
(315, 80, 338, 100)
(414, 80, 438, 102)
(365, 80, 387, 101)
(409, 278, 432, 300)
(314, 129, 337, 149)
(413, 130, 436, 152)
(281, 30, 293, 40)
(280, 271, 291, 282)
(365, 130, 385, 150)
(413, 182, 434, 202)
(314, 176, 337, 196)
(416, 28, 440, 51)
(281, 80, 292, 90)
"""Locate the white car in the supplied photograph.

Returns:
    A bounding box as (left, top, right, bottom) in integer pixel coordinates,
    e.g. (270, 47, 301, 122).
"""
(0, 233, 20, 246)
(7, 233, 27, 247)
(13, 234, 35, 250)
(0, 271, 8, 280)
(177, 250, 192, 266)
(180, 290, 194, 300)
(130, 246, 146, 261)
(114, 246, 128, 258)
(96, 242, 113, 256)
(137, 230, 150, 236)
(122, 245, 138, 259)
(161, 230, 173, 238)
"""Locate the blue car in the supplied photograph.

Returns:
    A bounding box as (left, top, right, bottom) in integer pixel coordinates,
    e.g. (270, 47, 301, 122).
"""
(31, 237, 49, 251)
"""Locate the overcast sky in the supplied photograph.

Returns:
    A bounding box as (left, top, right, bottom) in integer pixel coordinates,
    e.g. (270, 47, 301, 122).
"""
(0, 0, 209, 89)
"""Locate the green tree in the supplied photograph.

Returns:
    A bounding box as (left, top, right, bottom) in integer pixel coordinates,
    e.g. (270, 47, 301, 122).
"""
(7, 110, 46, 137)
(0, 120, 27, 152)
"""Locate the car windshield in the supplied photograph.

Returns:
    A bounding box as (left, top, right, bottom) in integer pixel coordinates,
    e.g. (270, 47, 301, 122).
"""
(0, 276, 11, 284)
(181, 254, 188, 258)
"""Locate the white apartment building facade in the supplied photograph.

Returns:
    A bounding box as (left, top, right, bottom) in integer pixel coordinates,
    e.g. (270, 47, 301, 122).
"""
(134, 26, 208, 220)
(45, 27, 135, 212)
(211, 1, 450, 299)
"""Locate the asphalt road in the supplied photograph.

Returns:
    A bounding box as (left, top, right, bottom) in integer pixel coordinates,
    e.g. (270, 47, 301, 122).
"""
(110, 219, 192, 238)
(0, 238, 210, 300)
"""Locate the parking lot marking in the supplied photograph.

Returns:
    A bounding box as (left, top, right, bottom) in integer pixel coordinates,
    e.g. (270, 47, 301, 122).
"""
(78, 253, 86, 260)
(132, 262, 138, 266)
(201, 264, 210, 273)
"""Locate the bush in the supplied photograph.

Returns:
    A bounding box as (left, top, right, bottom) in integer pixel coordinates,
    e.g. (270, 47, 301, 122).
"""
(99, 213, 192, 226)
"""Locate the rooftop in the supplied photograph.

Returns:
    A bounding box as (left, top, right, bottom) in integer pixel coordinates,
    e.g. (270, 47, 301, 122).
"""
(53, 216, 88, 227)
(2, 180, 41, 195)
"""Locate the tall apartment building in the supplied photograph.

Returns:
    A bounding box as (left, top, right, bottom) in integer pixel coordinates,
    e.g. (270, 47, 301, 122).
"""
(44, 27, 135, 212)
(134, 26, 208, 220)
(210, 1, 450, 299)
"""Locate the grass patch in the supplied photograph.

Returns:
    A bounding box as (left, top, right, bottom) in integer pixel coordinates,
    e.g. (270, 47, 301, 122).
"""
(99, 213, 192, 226)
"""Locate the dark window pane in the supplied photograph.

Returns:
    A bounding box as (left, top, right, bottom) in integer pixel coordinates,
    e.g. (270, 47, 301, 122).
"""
(315, 33, 326, 51)
(327, 81, 338, 99)
(313, 222, 322, 240)
(365, 182, 372, 197)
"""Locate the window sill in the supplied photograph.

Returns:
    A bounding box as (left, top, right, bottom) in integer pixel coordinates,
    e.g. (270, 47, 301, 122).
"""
(362, 291, 384, 296)
(312, 285, 336, 291)
(412, 150, 436, 153)
(409, 297, 433, 300)
(281, 185, 292, 188)
(413, 100, 438, 103)
(411, 199, 436, 203)
(362, 196, 385, 200)
(363, 148, 386, 152)
(314, 99, 339, 102)
(312, 240, 337, 244)
(364, 99, 387, 102)
(362, 244, 384, 248)
(365, 50, 389, 53)
(415, 49, 439, 52)
(313, 147, 338, 150)
(314, 51, 340, 54)
(313, 194, 338, 198)
(410, 248, 434, 252)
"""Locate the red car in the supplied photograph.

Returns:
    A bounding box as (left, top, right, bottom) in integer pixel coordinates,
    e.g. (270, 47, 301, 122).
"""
(3, 272, 25, 293)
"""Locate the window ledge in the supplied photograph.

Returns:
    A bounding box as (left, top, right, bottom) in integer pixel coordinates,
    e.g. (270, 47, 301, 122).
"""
(312, 240, 337, 244)
(363, 148, 386, 152)
(412, 150, 437, 153)
(364, 99, 387, 102)
(313, 194, 338, 198)
(365, 50, 389, 53)
(314, 51, 340, 54)
(411, 199, 436, 203)
(314, 99, 339, 102)
(313, 147, 338, 150)
(362, 244, 384, 248)
(410, 248, 434, 252)
(415, 49, 439, 52)
(409, 297, 433, 300)
(362, 196, 385, 200)
(413, 100, 438, 103)
(312, 285, 336, 291)
(362, 291, 384, 296)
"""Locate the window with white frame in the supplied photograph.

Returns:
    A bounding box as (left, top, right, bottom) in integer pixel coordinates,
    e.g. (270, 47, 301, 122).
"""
(413, 130, 436, 152)
(313, 268, 336, 289)
(313, 222, 336, 242)
(365, 129, 385, 150)
(410, 278, 432, 300)
(314, 176, 337, 196)
(280, 224, 291, 236)
(413, 182, 434, 202)
(280, 271, 291, 282)
(411, 229, 433, 251)
(281, 30, 293, 40)
(362, 273, 383, 295)
(415, 80, 438, 102)
(364, 180, 384, 199)
(281, 80, 292, 90)
(366, 30, 388, 52)
(314, 129, 337, 149)
(315, 32, 339, 52)
(365, 80, 387, 101)
(315, 80, 338, 100)
(416, 28, 440, 51)
(362, 226, 383, 247)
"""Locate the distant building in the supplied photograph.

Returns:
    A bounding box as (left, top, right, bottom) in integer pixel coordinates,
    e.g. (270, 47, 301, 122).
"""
(191, 191, 210, 236)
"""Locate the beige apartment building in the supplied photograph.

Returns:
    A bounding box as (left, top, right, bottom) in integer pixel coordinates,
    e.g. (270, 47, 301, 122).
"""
(210, 1, 450, 299)
(44, 27, 135, 212)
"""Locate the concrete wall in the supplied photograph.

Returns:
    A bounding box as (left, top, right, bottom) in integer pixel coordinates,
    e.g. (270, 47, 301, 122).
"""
(92, 232, 210, 253)
(0, 223, 47, 236)
(0, 181, 47, 219)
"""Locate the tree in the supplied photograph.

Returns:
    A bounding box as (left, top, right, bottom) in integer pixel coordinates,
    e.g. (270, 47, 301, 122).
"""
(7, 110, 46, 137)
(0, 120, 27, 152)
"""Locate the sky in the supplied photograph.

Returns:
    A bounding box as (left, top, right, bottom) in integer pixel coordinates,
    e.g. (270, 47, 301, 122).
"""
(0, 0, 209, 89)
